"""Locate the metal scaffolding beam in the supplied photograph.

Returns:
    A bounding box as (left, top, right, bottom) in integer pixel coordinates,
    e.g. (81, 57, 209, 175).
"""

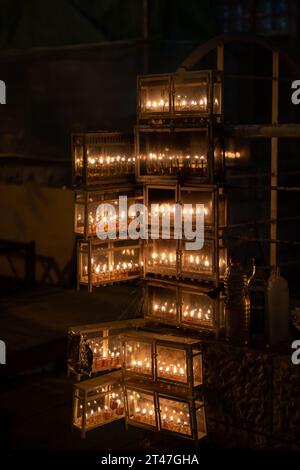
(225, 123, 300, 139)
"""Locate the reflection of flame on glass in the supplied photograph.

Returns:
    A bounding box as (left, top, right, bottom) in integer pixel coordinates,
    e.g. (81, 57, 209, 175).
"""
(225, 151, 241, 160)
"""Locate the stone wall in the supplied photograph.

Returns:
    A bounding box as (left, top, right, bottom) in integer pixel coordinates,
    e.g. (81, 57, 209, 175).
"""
(202, 340, 300, 449)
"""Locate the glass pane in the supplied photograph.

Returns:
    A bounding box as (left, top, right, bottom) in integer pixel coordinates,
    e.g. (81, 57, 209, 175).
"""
(213, 82, 222, 114)
(74, 384, 124, 430)
(125, 340, 152, 376)
(195, 402, 206, 439)
(193, 352, 203, 386)
(88, 336, 123, 372)
(146, 240, 177, 275)
(182, 290, 214, 328)
(181, 240, 213, 276)
(159, 397, 191, 436)
(75, 200, 85, 234)
(127, 389, 156, 427)
(181, 189, 213, 227)
(85, 134, 134, 182)
(148, 285, 177, 322)
(113, 244, 141, 277)
(73, 135, 83, 178)
(219, 246, 227, 276)
(79, 244, 89, 283)
(81, 241, 142, 284)
(157, 346, 187, 383)
(140, 78, 170, 114)
(174, 76, 208, 113)
(73, 395, 84, 427)
(91, 244, 110, 282)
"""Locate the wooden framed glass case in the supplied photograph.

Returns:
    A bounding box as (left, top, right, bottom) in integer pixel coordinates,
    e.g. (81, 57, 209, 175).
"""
(77, 239, 143, 292)
(74, 187, 143, 239)
(123, 330, 203, 391)
(67, 318, 145, 378)
(144, 279, 225, 335)
(124, 383, 207, 443)
(138, 70, 222, 121)
(73, 371, 124, 438)
(72, 131, 134, 187)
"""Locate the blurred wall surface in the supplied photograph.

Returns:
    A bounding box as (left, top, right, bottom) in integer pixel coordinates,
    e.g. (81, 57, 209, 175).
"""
(0, 183, 74, 285)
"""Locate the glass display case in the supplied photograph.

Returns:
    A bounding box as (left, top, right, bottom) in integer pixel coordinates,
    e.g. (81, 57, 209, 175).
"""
(136, 128, 210, 181)
(123, 330, 203, 390)
(124, 384, 207, 442)
(74, 188, 143, 238)
(180, 236, 227, 283)
(158, 394, 206, 441)
(73, 371, 124, 438)
(144, 280, 224, 335)
(72, 131, 134, 187)
(77, 239, 142, 292)
(144, 184, 226, 234)
(67, 318, 145, 378)
(138, 70, 222, 120)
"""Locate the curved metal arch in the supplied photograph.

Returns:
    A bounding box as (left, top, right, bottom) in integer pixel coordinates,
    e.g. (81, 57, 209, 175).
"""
(177, 33, 300, 75)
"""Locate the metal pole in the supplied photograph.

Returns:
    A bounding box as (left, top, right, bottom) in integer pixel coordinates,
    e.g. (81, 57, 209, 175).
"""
(217, 44, 224, 72)
(270, 50, 279, 269)
(143, 0, 149, 73)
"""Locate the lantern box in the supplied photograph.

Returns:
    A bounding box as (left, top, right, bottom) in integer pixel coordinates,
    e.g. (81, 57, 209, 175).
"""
(124, 384, 207, 442)
(72, 131, 134, 187)
(74, 187, 143, 238)
(137, 70, 222, 121)
(77, 239, 142, 292)
(123, 330, 203, 390)
(135, 127, 212, 182)
(73, 371, 124, 438)
(144, 280, 224, 335)
(144, 184, 226, 233)
(144, 236, 227, 284)
(136, 126, 223, 183)
(67, 318, 145, 378)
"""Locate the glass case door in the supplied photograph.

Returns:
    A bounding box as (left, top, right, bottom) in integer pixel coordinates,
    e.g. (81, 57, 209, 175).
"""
(124, 339, 153, 378)
(158, 396, 192, 437)
(156, 344, 188, 386)
(126, 388, 157, 429)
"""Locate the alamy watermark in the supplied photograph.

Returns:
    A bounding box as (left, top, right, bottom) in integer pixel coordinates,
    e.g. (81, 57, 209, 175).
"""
(0, 340, 6, 364)
(95, 196, 204, 250)
(0, 80, 5, 104)
(291, 80, 300, 105)
(291, 340, 300, 365)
